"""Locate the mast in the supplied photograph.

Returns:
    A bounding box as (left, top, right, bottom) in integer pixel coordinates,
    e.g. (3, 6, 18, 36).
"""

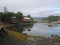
(4, 7, 7, 14)
(4, 7, 8, 23)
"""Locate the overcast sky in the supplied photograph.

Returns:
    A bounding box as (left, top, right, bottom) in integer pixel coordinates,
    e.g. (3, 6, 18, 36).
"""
(0, 0, 60, 17)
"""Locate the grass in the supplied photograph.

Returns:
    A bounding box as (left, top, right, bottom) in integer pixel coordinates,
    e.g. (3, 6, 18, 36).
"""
(4, 24, 28, 41)
(6, 29, 42, 41)
(53, 37, 60, 42)
(7, 29, 28, 41)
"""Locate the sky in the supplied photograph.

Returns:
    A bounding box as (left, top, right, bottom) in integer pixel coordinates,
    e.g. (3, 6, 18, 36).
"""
(0, 0, 60, 17)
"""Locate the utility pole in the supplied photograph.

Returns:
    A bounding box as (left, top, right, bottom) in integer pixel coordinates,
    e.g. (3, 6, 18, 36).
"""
(4, 7, 7, 14)
(4, 7, 8, 23)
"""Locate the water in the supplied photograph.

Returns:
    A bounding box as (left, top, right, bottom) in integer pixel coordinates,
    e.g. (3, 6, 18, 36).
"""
(23, 23, 60, 37)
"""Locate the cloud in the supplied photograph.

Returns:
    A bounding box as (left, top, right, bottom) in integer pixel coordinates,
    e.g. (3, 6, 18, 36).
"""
(0, 0, 60, 17)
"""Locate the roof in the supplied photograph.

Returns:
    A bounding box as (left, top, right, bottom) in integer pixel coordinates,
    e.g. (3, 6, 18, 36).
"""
(23, 17, 31, 19)
(11, 17, 16, 18)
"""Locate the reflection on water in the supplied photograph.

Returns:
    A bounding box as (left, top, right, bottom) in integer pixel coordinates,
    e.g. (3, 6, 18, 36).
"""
(8, 23, 33, 33)
(8, 23, 60, 37)
(23, 23, 60, 37)
(22, 24, 33, 33)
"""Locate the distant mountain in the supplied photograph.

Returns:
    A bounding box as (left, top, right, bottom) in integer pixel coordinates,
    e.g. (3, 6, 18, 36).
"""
(32, 10, 60, 22)
(33, 17, 47, 19)
(32, 17, 47, 22)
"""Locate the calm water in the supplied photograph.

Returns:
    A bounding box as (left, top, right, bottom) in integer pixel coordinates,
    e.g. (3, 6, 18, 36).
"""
(23, 23, 60, 37)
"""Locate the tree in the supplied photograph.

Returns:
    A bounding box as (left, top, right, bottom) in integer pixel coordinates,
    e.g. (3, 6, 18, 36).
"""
(0, 11, 24, 23)
(43, 15, 60, 23)
(27, 14, 32, 18)
(7, 12, 16, 18)
(16, 12, 23, 20)
(0, 12, 4, 19)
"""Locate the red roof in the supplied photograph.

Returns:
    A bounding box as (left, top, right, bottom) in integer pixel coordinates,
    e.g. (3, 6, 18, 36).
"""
(22, 17, 32, 22)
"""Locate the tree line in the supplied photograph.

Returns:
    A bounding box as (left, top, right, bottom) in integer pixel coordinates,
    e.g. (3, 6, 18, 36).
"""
(0, 11, 32, 23)
(43, 15, 60, 23)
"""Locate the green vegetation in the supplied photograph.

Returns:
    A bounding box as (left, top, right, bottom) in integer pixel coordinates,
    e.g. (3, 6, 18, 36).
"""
(27, 14, 32, 18)
(7, 29, 28, 41)
(43, 15, 60, 23)
(0, 12, 23, 22)
(53, 37, 60, 42)
(7, 29, 42, 41)
(16, 12, 23, 20)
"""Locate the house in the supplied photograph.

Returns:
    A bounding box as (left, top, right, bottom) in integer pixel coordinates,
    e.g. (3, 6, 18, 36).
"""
(9, 16, 17, 24)
(22, 17, 32, 22)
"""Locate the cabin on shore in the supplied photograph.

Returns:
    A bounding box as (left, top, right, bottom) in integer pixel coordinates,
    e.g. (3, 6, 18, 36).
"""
(22, 17, 32, 23)
(9, 16, 33, 24)
(9, 16, 17, 24)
